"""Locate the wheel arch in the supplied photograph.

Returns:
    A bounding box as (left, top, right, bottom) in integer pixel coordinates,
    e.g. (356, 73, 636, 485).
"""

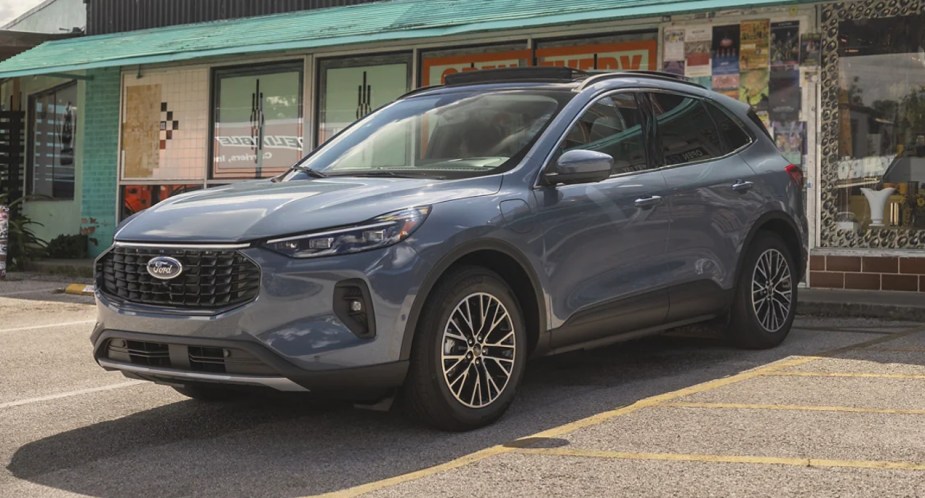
(400, 240, 547, 362)
(735, 211, 807, 286)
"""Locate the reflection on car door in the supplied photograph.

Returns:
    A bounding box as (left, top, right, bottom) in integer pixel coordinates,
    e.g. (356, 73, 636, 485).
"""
(648, 92, 765, 322)
(533, 92, 671, 349)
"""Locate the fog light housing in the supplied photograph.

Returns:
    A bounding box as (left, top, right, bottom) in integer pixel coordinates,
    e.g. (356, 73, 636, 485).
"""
(334, 280, 376, 339)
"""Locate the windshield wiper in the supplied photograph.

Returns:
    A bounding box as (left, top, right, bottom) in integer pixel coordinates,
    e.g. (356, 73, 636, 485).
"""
(328, 170, 426, 178)
(294, 165, 328, 178)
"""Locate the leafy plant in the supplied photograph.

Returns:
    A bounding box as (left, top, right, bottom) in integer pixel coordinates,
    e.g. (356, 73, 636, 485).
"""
(0, 193, 48, 270)
(45, 233, 88, 259)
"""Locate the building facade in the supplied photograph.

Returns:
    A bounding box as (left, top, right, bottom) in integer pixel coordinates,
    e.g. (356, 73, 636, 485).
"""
(0, 0, 922, 291)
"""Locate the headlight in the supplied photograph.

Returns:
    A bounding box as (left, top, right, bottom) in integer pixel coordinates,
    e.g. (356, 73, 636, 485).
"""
(263, 206, 431, 258)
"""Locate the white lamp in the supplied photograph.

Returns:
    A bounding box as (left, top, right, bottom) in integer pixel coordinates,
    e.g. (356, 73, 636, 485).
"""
(860, 187, 896, 227)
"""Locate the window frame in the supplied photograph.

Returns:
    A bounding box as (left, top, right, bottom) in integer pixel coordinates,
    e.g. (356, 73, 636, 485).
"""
(208, 59, 305, 181)
(540, 89, 656, 185)
(26, 80, 79, 201)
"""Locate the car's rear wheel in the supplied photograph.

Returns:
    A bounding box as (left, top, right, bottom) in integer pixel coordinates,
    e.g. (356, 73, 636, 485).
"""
(402, 267, 527, 431)
(173, 384, 242, 401)
(727, 232, 797, 349)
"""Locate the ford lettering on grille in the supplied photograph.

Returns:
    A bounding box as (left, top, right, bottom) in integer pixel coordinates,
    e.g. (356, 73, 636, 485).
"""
(146, 256, 183, 280)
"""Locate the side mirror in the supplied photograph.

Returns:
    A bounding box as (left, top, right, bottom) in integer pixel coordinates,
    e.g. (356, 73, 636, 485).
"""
(544, 149, 613, 186)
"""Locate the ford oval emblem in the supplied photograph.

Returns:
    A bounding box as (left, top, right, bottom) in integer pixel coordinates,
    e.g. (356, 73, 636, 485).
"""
(146, 256, 183, 280)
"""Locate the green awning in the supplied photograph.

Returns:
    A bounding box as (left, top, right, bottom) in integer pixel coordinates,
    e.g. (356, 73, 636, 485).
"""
(0, 0, 816, 78)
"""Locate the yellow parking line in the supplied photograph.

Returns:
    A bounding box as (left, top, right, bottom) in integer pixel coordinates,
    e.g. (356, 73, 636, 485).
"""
(323, 326, 925, 496)
(763, 371, 925, 380)
(512, 447, 925, 471)
(663, 401, 925, 416)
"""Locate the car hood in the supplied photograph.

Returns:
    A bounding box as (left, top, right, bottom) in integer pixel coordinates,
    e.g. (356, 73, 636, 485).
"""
(115, 176, 502, 243)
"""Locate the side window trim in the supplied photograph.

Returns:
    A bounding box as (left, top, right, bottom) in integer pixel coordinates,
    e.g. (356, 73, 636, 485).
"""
(646, 89, 754, 170)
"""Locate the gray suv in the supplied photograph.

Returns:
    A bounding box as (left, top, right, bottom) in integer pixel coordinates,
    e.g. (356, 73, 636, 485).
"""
(93, 68, 807, 430)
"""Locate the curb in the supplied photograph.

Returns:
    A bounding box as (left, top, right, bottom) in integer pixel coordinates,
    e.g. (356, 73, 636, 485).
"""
(798, 301, 925, 322)
(64, 284, 95, 296)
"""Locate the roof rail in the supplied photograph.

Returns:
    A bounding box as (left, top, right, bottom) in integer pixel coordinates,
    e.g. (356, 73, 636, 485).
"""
(443, 67, 588, 86)
(578, 70, 706, 90)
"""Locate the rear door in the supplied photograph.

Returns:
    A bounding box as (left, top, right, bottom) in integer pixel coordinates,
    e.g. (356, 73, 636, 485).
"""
(647, 92, 765, 322)
(533, 91, 672, 348)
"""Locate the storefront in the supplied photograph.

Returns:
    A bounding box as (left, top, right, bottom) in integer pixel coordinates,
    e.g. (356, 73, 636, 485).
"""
(0, 0, 921, 291)
(810, 1, 925, 291)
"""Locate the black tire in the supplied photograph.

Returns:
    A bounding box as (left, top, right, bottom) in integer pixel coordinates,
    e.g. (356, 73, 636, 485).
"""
(727, 232, 798, 349)
(402, 266, 527, 431)
(173, 384, 242, 402)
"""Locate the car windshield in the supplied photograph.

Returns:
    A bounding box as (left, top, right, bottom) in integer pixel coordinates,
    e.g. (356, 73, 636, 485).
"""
(285, 88, 573, 180)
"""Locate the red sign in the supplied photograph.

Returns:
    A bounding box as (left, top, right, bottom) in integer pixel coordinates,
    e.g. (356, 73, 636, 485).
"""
(421, 50, 533, 86)
(536, 41, 658, 71)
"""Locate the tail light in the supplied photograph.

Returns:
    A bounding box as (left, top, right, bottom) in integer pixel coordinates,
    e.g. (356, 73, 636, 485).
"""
(785, 164, 804, 188)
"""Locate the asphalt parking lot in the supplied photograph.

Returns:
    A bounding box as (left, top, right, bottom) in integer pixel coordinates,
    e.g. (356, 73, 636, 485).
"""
(1, 279, 924, 497)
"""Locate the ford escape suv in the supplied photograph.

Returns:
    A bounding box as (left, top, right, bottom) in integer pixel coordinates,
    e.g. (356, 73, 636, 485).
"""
(93, 68, 807, 431)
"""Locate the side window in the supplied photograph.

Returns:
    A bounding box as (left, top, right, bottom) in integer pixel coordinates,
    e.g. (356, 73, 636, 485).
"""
(562, 93, 648, 175)
(650, 93, 724, 166)
(706, 102, 752, 152)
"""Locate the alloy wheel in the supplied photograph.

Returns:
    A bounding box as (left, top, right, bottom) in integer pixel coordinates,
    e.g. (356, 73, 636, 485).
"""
(440, 292, 516, 409)
(750, 248, 793, 333)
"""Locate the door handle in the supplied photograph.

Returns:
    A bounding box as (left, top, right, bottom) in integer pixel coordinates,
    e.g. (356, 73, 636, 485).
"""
(634, 195, 663, 208)
(731, 180, 755, 192)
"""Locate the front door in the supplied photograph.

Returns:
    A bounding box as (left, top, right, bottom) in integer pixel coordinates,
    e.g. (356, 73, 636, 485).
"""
(533, 92, 671, 348)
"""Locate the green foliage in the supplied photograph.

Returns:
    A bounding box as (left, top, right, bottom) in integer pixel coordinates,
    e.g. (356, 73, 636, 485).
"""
(0, 194, 48, 270)
(45, 233, 89, 259)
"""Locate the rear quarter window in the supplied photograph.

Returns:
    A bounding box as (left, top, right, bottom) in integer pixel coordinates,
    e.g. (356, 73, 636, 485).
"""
(706, 102, 753, 152)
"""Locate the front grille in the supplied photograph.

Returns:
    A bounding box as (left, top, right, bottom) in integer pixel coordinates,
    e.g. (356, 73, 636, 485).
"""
(108, 340, 171, 367)
(97, 246, 260, 309)
(189, 346, 226, 373)
(105, 338, 276, 375)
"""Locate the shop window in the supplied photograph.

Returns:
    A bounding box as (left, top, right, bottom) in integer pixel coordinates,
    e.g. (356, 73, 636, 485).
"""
(318, 54, 412, 145)
(27, 82, 77, 199)
(535, 32, 658, 71)
(420, 44, 530, 87)
(835, 14, 925, 232)
(121, 184, 203, 220)
(212, 62, 304, 179)
(562, 93, 648, 174)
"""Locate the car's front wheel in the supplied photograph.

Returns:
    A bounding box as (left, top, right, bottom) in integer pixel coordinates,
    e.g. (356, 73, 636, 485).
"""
(403, 267, 527, 431)
(727, 232, 797, 349)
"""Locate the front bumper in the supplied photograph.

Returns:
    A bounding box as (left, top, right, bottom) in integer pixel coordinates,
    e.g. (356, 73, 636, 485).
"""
(92, 243, 429, 395)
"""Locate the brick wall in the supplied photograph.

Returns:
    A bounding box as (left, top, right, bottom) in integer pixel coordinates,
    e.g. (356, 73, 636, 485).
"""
(80, 67, 120, 258)
(810, 253, 925, 292)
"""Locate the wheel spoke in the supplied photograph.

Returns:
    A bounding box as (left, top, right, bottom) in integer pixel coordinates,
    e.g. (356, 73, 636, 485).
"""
(750, 248, 793, 333)
(441, 292, 516, 409)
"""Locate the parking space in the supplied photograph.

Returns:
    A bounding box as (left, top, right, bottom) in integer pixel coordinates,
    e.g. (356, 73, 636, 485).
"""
(1, 283, 923, 497)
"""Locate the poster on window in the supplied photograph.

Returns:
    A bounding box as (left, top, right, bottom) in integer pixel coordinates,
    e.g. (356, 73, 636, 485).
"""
(422, 49, 530, 86)
(771, 21, 800, 69)
(740, 68, 769, 111)
(769, 69, 801, 121)
(663, 28, 686, 76)
(684, 26, 712, 77)
(773, 121, 805, 165)
(800, 33, 821, 66)
(740, 20, 770, 70)
(711, 25, 740, 97)
(536, 41, 657, 72)
(319, 61, 410, 144)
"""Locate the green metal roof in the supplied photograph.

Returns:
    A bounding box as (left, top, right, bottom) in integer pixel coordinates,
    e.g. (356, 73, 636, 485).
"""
(0, 0, 815, 78)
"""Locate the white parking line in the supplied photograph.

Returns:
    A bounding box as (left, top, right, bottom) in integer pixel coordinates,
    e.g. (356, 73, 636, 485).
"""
(0, 287, 63, 296)
(0, 381, 146, 410)
(0, 320, 96, 334)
